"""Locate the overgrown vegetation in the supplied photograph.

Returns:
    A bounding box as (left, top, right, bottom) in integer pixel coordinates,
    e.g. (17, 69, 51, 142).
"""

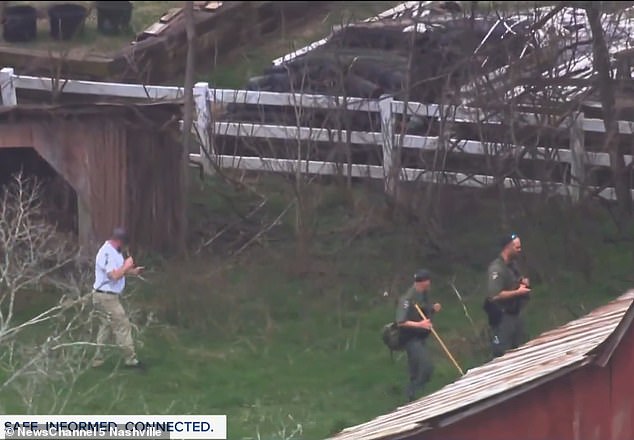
(3, 172, 634, 439)
(3, 2, 634, 440)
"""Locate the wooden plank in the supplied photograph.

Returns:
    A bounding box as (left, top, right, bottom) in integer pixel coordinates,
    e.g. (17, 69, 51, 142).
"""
(211, 155, 575, 200)
(216, 156, 386, 179)
(394, 101, 550, 127)
(569, 112, 585, 202)
(396, 101, 634, 137)
(211, 88, 379, 112)
(0, 47, 114, 79)
(193, 82, 214, 173)
(205, 2, 223, 11)
(160, 7, 182, 23)
(583, 118, 634, 134)
(400, 135, 574, 162)
(142, 22, 169, 36)
(0, 67, 16, 106)
(0, 123, 32, 148)
(273, 37, 330, 66)
(214, 121, 382, 145)
(13, 74, 183, 100)
(379, 97, 395, 194)
(365, 1, 431, 22)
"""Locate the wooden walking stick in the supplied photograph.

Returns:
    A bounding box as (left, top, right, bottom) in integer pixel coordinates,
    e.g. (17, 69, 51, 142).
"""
(415, 304, 465, 376)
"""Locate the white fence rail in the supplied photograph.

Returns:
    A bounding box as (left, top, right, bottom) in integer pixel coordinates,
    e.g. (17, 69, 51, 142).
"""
(2, 66, 633, 201)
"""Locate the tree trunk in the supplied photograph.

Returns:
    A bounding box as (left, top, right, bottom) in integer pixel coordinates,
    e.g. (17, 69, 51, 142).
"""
(181, 1, 196, 253)
(585, 3, 632, 222)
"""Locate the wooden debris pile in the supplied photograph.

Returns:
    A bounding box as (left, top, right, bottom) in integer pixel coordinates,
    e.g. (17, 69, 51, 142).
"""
(137, 1, 223, 41)
(236, 2, 534, 103)
(229, 3, 634, 108)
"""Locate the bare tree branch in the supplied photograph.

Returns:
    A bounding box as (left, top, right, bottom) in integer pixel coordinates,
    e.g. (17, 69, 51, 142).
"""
(0, 172, 149, 412)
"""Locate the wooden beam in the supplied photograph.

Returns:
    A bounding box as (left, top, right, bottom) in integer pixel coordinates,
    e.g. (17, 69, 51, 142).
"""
(0, 66, 16, 106)
(210, 88, 379, 111)
(214, 121, 382, 145)
(0, 123, 32, 148)
(141, 22, 169, 36)
(160, 7, 182, 23)
(77, 195, 95, 257)
(205, 2, 223, 11)
(13, 74, 183, 99)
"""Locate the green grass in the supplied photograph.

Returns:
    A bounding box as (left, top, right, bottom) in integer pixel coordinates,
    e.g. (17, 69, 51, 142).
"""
(3, 2, 634, 437)
(3, 174, 634, 439)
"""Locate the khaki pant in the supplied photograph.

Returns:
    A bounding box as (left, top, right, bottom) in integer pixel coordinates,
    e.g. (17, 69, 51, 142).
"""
(92, 292, 137, 365)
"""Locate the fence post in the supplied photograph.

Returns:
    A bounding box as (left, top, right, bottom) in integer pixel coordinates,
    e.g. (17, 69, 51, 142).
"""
(194, 82, 213, 175)
(569, 111, 586, 203)
(379, 95, 396, 195)
(0, 67, 17, 106)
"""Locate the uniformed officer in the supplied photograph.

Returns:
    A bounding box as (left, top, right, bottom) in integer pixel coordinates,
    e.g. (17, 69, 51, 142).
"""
(485, 233, 531, 358)
(396, 269, 441, 402)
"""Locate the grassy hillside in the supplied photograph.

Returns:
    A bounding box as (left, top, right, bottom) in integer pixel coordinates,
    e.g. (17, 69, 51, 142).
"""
(3, 173, 634, 440)
(3, 2, 634, 438)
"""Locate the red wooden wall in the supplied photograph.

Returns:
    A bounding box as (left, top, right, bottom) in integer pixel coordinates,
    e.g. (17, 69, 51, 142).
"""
(417, 324, 634, 440)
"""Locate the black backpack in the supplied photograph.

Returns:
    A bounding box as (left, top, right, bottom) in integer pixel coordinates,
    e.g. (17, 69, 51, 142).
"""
(381, 321, 405, 359)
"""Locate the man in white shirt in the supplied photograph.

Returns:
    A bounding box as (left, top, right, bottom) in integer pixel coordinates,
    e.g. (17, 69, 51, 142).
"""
(92, 227, 144, 369)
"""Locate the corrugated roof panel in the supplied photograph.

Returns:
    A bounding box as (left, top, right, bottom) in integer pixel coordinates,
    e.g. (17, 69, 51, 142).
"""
(328, 290, 634, 440)
(461, 5, 634, 105)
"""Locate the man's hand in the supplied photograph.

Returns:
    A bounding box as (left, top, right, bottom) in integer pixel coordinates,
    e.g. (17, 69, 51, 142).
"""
(129, 266, 145, 276)
(110, 257, 136, 281)
(520, 277, 530, 287)
(123, 257, 135, 272)
(516, 285, 531, 296)
(433, 303, 442, 313)
(418, 319, 433, 330)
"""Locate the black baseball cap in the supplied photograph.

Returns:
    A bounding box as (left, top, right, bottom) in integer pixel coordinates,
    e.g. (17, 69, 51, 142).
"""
(112, 227, 129, 244)
(500, 232, 519, 250)
(414, 269, 431, 282)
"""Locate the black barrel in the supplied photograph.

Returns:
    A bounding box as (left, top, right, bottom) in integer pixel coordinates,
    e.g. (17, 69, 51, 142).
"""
(48, 4, 87, 41)
(2, 5, 37, 43)
(96, 1, 133, 35)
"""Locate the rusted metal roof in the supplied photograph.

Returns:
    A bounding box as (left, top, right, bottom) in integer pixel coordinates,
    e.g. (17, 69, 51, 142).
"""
(461, 5, 634, 105)
(328, 290, 634, 440)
